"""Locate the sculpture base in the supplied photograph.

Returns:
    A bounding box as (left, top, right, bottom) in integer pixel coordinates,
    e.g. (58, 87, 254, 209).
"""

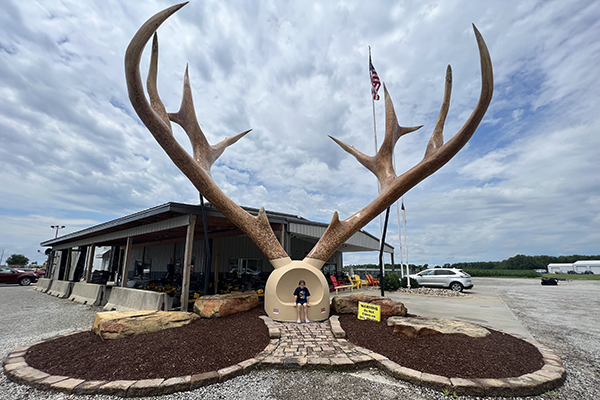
(264, 260, 330, 322)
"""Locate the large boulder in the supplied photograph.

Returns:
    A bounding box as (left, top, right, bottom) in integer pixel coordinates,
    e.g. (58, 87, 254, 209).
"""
(92, 310, 200, 340)
(193, 291, 259, 318)
(387, 316, 490, 338)
(331, 294, 407, 317)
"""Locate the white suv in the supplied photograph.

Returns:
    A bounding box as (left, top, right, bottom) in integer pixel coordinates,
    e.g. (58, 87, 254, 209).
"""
(409, 268, 473, 292)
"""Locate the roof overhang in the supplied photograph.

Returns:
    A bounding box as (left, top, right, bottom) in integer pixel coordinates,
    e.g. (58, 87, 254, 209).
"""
(41, 202, 393, 254)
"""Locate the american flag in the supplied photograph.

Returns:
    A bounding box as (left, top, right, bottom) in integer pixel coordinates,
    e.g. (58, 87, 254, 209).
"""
(369, 55, 381, 100)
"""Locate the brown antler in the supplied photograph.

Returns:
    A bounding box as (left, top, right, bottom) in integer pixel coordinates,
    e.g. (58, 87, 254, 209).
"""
(125, 2, 288, 261)
(125, 4, 493, 268)
(307, 24, 493, 262)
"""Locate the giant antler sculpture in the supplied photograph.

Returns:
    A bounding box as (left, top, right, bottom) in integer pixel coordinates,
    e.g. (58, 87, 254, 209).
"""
(125, 2, 493, 321)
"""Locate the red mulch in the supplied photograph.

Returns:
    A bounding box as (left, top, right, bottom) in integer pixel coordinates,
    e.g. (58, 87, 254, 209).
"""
(25, 306, 270, 381)
(338, 314, 544, 378)
(25, 307, 543, 381)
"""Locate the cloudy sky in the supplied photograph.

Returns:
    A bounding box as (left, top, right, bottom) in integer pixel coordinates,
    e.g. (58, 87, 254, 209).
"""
(1, 0, 599, 266)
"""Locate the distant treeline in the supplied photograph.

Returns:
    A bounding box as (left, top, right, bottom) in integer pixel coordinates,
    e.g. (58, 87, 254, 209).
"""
(348, 254, 600, 272)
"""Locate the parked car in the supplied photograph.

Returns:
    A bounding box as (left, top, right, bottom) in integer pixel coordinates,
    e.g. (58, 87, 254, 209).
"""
(15, 268, 45, 278)
(0, 267, 39, 286)
(541, 277, 559, 285)
(409, 268, 473, 292)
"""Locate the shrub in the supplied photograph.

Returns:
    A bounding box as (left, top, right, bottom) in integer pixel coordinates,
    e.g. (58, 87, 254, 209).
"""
(399, 277, 420, 288)
(383, 273, 401, 291)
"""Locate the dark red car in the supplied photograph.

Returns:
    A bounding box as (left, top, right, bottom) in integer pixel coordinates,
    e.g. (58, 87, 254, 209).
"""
(0, 267, 39, 286)
(15, 267, 46, 278)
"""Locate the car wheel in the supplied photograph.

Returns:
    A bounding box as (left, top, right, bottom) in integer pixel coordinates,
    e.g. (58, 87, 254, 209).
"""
(450, 282, 463, 292)
(19, 277, 32, 286)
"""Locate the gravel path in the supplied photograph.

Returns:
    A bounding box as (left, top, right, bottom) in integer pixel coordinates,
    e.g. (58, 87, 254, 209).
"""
(1, 279, 598, 399)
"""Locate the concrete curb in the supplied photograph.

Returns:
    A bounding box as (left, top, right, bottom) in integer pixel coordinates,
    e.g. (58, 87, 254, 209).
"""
(46, 281, 73, 299)
(34, 278, 52, 293)
(3, 317, 565, 398)
(69, 282, 107, 306)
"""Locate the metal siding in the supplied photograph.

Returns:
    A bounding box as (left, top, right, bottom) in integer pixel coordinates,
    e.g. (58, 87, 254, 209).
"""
(289, 223, 326, 238)
(216, 235, 271, 273)
(288, 222, 393, 253)
(52, 215, 191, 250)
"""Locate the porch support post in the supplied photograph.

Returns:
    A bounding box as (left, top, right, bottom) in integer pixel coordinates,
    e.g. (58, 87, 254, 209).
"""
(181, 214, 197, 311)
(86, 244, 96, 283)
(64, 248, 73, 281)
(47, 251, 56, 279)
(120, 237, 133, 287)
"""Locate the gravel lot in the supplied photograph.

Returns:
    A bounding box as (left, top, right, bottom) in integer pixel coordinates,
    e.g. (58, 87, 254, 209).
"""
(1, 278, 598, 400)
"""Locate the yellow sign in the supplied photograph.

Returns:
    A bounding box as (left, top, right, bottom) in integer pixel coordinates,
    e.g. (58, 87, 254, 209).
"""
(358, 301, 381, 322)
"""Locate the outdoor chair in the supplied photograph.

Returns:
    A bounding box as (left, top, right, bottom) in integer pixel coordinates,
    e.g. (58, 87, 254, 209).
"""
(366, 274, 379, 286)
(330, 275, 354, 294)
(356, 274, 369, 287)
(347, 274, 361, 289)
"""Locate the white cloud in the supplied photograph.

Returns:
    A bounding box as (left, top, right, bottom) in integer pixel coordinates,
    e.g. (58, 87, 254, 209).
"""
(1, 0, 599, 266)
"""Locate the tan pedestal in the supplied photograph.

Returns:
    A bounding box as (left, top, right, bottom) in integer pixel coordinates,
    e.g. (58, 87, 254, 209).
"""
(264, 258, 330, 322)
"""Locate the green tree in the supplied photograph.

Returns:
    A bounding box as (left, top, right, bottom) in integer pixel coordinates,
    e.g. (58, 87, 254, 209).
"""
(6, 254, 29, 266)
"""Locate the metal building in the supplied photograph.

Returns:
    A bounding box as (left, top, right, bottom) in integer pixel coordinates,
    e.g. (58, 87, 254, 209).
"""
(40, 202, 392, 307)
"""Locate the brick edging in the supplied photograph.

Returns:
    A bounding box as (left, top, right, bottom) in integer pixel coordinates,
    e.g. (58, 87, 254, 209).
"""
(331, 317, 566, 397)
(3, 317, 565, 397)
(3, 329, 263, 397)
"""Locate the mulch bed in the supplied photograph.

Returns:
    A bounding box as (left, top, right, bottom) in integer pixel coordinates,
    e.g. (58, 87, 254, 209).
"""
(25, 306, 270, 381)
(25, 306, 544, 382)
(338, 314, 544, 378)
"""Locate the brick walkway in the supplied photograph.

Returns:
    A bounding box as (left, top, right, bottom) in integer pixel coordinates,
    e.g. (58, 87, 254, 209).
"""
(257, 316, 384, 369)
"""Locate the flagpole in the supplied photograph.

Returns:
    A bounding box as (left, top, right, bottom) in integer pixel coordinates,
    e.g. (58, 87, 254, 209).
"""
(396, 201, 404, 277)
(369, 46, 383, 243)
(369, 47, 390, 281)
(401, 198, 410, 288)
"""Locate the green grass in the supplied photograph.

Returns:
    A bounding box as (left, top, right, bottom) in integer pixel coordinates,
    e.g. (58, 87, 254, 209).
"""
(464, 269, 600, 280)
(464, 269, 541, 278)
(548, 273, 600, 280)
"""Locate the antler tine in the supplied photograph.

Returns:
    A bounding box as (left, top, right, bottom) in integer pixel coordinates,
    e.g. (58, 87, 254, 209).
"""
(147, 33, 171, 130)
(329, 85, 422, 191)
(378, 83, 423, 189)
(328, 135, 376, 176)
(126, 3, 288, 262)
(424, 65, 451, 159)
(423, 24, 493, 168)
(167, 64, 209, 165)
(307, 24, 493, 263)
(125, 2, 186, 139)
(166, 64, 252, 172)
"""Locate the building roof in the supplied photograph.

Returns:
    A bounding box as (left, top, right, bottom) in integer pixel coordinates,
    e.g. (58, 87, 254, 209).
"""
(41, 202, 393, 254)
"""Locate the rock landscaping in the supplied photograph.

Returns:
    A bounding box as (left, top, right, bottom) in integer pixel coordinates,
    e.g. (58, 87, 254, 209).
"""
(3, 305, 566, 397)
(331, 294, 408, 316)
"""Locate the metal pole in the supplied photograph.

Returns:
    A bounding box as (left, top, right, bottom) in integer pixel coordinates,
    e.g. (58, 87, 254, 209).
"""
(199, 193, 212, 295)
(403, 203, 410, 288)
(379, 207, 391, 297)
(369, 46, 385, 267)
